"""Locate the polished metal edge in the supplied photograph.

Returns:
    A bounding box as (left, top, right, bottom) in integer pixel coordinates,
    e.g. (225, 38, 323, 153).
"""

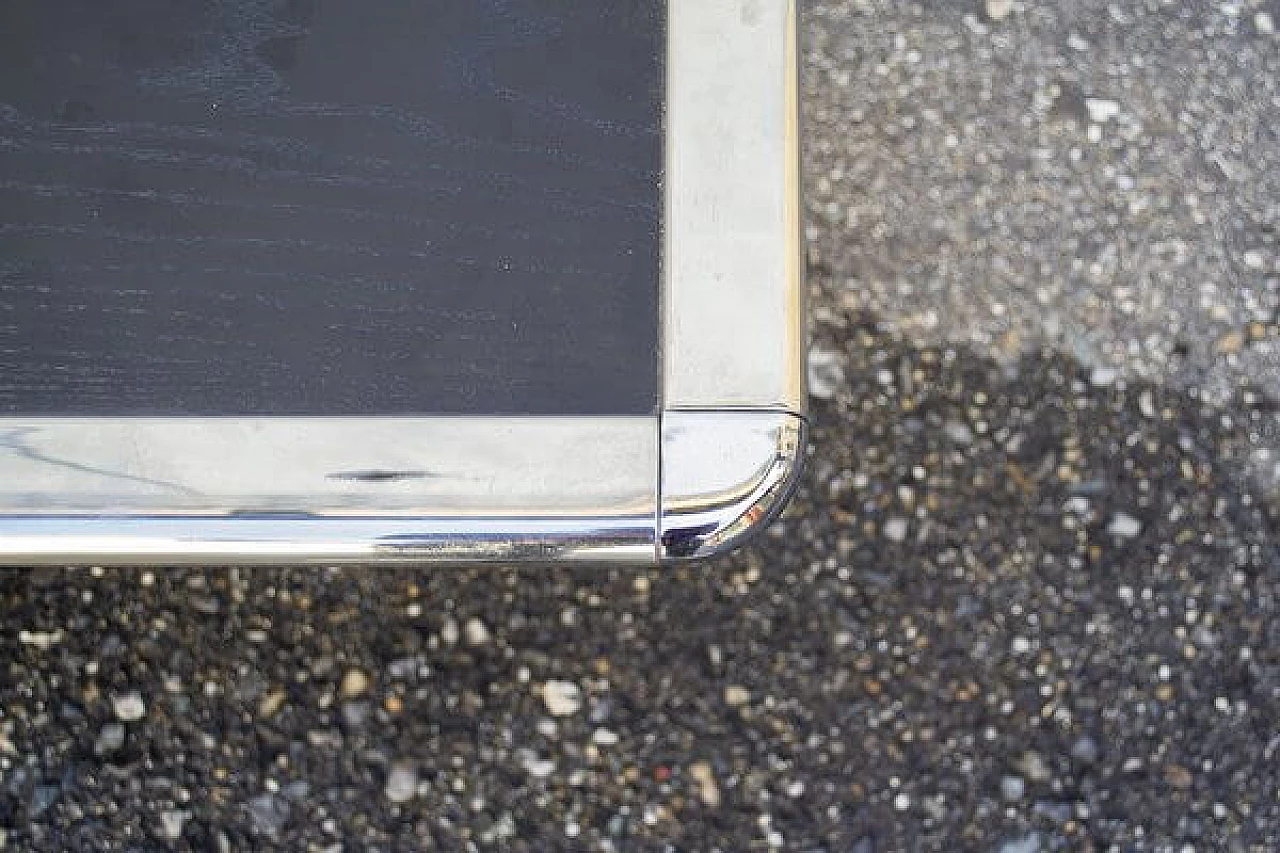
(664, 0, 806, 411)
(0, 517, 657, 566)
(658, 410, 806, 562)
(0, 417, 661, 566)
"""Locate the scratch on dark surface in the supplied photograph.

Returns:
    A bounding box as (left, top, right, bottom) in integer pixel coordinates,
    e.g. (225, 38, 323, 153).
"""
(326, 470, 435, 483)
(0, 427, 200, 495)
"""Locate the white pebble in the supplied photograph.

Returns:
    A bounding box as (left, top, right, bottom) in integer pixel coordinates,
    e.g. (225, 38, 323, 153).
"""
(158, 810, 189, 840)
(807, 348, 845, 400)
(1065, 497, 1090, 514)
(1257, 12, 1275, 34)
(883, 517, 909, 543)
(1109, 513, 1143, 539)
(724, 685, 751, 707)
(542, 680, 583, 716)
(440, 619, 460, 646)
(112, 691, 146, 722)
(384, 763, 418, 803)
(985, 0, 1014, 20)
(464, 618, 491, 647)
(1085, 98, 1121, 123)
(592, 728, 620, 746)
(1090, 366, 1118, 387)
(893, 793, 911, 811)
(523, 754, 556, 778)
(18, 629, 64, 650)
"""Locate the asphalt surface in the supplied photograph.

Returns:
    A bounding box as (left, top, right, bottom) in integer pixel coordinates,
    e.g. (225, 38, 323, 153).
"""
(3, 1, 1280, 851)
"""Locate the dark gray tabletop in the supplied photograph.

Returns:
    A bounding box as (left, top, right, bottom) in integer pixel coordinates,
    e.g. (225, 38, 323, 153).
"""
(0, 0, 662, 415)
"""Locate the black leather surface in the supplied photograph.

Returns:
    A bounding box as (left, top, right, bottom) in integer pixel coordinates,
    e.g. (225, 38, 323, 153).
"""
(0, 0, 662, 415)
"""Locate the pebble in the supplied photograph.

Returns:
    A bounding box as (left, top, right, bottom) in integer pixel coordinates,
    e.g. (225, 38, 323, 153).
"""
(998, 834, 1042, 853)
(1084, 97, 1121, 123)
(1016, 751, 1052, 783)
(1000, 775, 1026, 801)
(339, 669, 370, 699)
(689, 761, 722, 808)
(111, 691, 146, 722)
(440, 619, 460, 646)
(158, 810, 189, 840)
(18, 629, 64, 650)
(1164, 763, 1194, 789)
(493, 813, 517, 841)
(1071, 735, 1101, 764)
(384, 762, 418, 803)
(94, 722, 126, 756)
(1032, 801, 1074, 823)
(1215, 329, 1246, 355)
(522, 753, 556, 778)
(258, 689, 286, 719)
(592, 728, 620, 746)
(1257, 11, 1275, 34)
(1089, 366, 1118, 387)
(248, 793, 290, 838)
(30, 785, 59, 817)
(341, 701, 371, 729)
(1108, 513, 1143, 539)
(464, 617, 491, 647)
(984, 0, 1014, 21)
(542, 680, 583, 716)
(807, 348, 846, 400)
(944, 420, 974, 444)
(724, 685, 751, 707)
(883, 517, 909, 543)
(282, 781, 310, 800)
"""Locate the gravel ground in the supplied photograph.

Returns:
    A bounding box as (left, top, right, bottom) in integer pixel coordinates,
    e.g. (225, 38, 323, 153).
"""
(3, 1, 1280, 852)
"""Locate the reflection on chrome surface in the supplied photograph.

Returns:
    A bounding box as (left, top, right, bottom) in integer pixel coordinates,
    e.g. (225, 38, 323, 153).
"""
(0, 418, 659, 565)
(659, 410, 806, 561)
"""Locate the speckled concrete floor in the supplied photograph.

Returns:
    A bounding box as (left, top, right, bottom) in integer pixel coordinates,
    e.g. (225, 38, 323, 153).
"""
(2, 2, 1279, 851)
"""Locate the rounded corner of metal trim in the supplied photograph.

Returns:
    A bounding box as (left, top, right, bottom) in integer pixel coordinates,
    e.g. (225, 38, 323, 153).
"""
(658, 409, 806, 562)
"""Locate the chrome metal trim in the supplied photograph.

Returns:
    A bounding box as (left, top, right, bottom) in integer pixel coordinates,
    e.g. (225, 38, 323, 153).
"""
(0, 418, 659, 565)
(658, 410, 806, 561)
(664, 0, 806, 411)
(0, 517, 657, 566)
(0, 1, 809, 566)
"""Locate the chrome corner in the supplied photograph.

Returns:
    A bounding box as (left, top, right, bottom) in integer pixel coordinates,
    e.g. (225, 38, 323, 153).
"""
(658, 410, 806, 562)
